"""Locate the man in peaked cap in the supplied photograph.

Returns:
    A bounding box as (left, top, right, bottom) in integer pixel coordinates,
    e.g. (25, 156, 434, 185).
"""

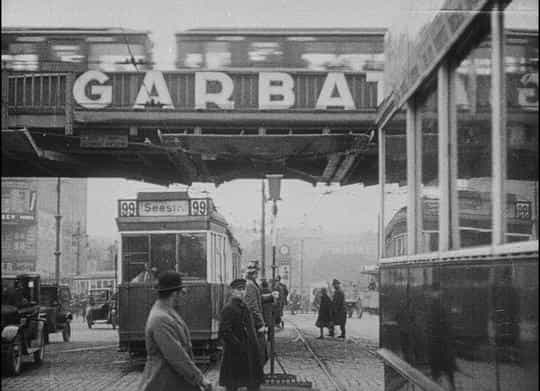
(244, 261, 269, 364)
(138, 270, 212, 391)
(218, 278, 264, 391)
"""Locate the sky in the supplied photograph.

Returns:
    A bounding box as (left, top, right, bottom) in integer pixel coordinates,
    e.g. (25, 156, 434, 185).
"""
(2, 0, 399, 237)
(86, 178, 380, 238)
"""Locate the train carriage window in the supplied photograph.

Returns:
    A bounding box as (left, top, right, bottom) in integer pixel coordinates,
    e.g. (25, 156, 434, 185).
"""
(248, 41, 283, 66)
(504, 0, 538, 243)
(88, 43, 146, 71)
(177, 233, 206, 279)
(150, 234, 176, 275)
(122, 235, 149, 282)
(204, 42, 231, 69)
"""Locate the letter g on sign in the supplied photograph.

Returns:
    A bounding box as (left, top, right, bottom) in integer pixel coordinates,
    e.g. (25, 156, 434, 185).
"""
(73, 70, 112, 109)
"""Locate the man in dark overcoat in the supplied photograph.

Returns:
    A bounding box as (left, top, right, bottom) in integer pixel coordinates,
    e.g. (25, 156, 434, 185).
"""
(244, 262, 268, 364)
(138, 271, 212, 391)
(331, 279, 347, 338)
(219, 278, 264, 391)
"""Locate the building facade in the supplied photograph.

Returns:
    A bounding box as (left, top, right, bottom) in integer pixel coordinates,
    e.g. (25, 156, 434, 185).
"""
(1, 177, 88, 280)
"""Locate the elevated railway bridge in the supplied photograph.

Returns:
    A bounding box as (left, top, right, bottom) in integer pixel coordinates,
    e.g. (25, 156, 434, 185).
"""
(2, 68, 383, 186)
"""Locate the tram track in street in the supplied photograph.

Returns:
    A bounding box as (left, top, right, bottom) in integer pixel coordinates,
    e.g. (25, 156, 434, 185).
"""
(286, 318, 348, 391)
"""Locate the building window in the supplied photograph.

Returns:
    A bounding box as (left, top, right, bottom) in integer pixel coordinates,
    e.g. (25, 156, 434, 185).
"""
(504, 0, 538, 242)
(418, 87, 439, 253)
(453, 19, 493, 249)
(383, 109, 407, 258)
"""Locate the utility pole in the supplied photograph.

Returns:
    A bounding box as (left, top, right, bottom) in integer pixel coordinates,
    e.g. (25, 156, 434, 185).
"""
(55, 178, 62, 285)
(300, 239, 304, 296)
(261, 179, 266, 280)
(74, 221, 81, 275)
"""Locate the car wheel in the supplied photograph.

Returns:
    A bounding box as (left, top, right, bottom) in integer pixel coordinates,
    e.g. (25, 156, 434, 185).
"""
(34, 333, 45, 364)
(62, 322, 71, 342)
(8, 336, 23, 376)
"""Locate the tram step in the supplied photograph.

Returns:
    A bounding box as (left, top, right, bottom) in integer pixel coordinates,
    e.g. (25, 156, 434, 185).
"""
(263, 374, 314, 389)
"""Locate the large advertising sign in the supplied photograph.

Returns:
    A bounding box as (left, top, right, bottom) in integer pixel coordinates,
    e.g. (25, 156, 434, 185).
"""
(73, 70, 379, 111)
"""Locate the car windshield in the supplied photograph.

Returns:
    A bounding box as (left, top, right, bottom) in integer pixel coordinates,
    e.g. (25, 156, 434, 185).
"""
(89, 290, 108, 302)
(40, 287, 56, 306)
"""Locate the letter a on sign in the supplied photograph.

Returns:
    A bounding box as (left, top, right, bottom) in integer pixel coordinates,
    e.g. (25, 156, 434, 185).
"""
(315, 72, 355, 110)
(195, 72, 235, 109)
(133, 71, 174, 109)
(258, 72, 295, 109)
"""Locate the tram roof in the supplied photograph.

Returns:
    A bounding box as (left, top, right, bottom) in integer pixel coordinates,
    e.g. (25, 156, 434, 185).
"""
(1, 27, 151, 35)
(177, 27, 387, 36)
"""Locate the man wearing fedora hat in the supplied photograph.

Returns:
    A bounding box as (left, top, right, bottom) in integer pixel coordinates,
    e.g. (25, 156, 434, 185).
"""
(138, 271, 212, 391)
(218, 278, 264, 391)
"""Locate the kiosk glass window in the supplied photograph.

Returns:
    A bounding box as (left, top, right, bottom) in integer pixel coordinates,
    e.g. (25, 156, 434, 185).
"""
(383, 109, 408, 257)
(419, 88, 439, 253)
(504, 0, 538, 243)
(454, 26, 493, 248)
(177, 233, 206, 279)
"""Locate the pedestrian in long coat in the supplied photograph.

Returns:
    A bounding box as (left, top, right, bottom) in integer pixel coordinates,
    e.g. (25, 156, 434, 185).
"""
(219, 278, 265, 391)
(138, 271, 212, 391)
(244, 263, 268, 364)
(331, 279, 347, 338)
(315, 287, 334, 339)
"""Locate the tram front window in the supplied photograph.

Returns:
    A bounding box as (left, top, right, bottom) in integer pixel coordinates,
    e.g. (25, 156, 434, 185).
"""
(177, 233, 206, 279)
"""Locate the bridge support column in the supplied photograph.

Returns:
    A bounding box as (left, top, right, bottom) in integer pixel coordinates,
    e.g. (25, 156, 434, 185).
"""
(65, 72, 74, 135)
(2, 70, 8, 126)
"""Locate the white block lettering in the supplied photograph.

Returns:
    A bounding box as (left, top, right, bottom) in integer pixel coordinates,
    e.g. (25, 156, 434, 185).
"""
(195, 72, 234, 110)
(315, 72, 355, 110)
(133, 71, 174, 109)
(258, 72, 295, 109)
(73, 70, 112, 109)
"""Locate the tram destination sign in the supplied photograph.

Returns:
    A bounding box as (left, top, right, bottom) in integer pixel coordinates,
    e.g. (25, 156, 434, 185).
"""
(118, 198, 208, 217)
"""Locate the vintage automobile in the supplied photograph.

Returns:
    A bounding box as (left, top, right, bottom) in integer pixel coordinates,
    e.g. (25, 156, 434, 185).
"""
(1, 274, 46, 376)
(85, 289, 117, 329)
(40, 284, 73, 343)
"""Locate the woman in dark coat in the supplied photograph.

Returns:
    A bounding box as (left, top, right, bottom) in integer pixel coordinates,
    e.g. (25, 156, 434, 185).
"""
(219, 279, 264, 391)
(315, 287, 333, 339)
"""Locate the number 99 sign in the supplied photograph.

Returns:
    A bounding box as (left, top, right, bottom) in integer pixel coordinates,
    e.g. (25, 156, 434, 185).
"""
(190, 199, 208, 216)
(119, 200, 137, 217)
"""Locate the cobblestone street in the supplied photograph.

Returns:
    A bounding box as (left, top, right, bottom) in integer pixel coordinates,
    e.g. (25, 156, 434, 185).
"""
(2, 313, 383, 391)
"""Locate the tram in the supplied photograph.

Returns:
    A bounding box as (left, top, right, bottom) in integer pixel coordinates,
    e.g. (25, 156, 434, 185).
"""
(1, 27, 153, 72)
(175, 27, 385, 71)
(377, 1, 538, 390)
(115, 191, 241, 360)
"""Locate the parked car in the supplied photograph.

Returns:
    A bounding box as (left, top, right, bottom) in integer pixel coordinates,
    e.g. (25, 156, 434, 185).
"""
(40, 284, 73, 343)
(1, 274, 46, 376)
(86, 289, 117, 329)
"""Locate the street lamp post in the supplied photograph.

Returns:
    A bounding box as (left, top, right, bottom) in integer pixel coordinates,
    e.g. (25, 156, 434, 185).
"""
(55, 178, 62, 285)
(266, 174, 282, 376)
